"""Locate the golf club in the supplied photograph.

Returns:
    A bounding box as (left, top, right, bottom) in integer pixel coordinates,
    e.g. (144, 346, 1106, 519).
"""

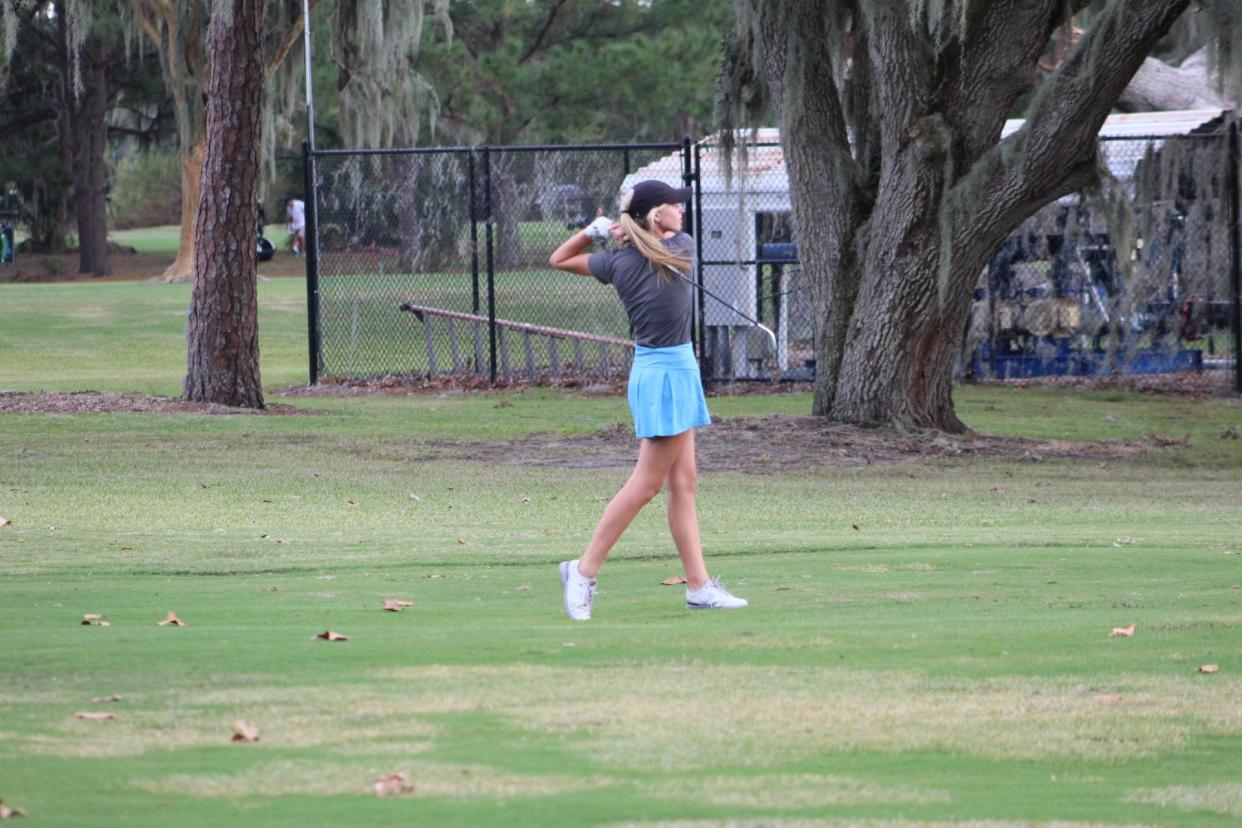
(673, 269, 778, 352)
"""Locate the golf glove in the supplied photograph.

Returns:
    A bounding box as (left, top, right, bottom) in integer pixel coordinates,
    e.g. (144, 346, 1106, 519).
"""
(584, 216, 614, 247)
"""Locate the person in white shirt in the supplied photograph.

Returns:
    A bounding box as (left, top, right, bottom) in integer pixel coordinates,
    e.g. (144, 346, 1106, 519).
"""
(285, 197, 306, 255)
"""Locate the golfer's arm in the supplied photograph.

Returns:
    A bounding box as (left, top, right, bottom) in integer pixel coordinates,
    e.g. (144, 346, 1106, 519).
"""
(549, 231, 593, 276)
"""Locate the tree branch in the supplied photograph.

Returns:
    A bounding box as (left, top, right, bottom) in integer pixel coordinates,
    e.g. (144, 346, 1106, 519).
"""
(959, 0, 1192, 268)
(1018, 0, 1190, 178)
(0, 105, 58, 141)
(946, 0, 1062, 164)
(863, 0, 934, 157)
(517, 0, 569, 65)
(264, 0, 323, 76)
(1116, 48, 1231, 111)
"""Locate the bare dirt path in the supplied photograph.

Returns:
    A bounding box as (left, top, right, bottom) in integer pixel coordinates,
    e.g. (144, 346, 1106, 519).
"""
(0, 390, 1176, 472)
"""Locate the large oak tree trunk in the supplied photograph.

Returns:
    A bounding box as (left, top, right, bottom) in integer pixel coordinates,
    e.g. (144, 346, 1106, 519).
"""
(69, 34, 111, 277)
(737, 0, 1193, 432)
(183, 0, 264, 408)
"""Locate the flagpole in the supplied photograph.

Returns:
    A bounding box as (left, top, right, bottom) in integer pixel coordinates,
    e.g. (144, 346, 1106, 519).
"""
(302, 0, 316, 150)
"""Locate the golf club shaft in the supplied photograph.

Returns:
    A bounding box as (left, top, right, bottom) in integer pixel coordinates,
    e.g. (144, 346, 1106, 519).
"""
(674, 271, 778, 350)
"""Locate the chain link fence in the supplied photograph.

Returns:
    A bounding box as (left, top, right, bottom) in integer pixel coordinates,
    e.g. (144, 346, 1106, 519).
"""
(306, 142, 685, 384)
(302, 129, 1240, 389)
(967, 131, 1241, 380)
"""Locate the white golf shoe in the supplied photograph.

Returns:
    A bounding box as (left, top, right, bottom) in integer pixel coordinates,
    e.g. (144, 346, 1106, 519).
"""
(559, 559, 596, 621)
(686, 577, 748, 610)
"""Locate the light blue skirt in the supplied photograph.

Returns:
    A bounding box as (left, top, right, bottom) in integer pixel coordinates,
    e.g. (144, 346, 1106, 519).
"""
(627, 342, 711, 438)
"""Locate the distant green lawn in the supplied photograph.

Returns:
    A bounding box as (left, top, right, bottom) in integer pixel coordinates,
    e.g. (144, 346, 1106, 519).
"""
(110, 225, 280, 256)
(1, 278, 1241, 826)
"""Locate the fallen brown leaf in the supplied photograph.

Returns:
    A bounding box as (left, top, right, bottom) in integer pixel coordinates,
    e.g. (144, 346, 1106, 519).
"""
(382, 599, 413, 612)
(421, 573, 442, 579)
(661, 576, 688, 586)
(851, 523, 860, 531)
(514, 584, 532, 591)
(81, 613, 109, 627)
(775, 586, 792, 592)
(1093, 693, 1123, 703)
(1109, 623, 1136, 637)
(0, 799, 28, 819)
(373, 773, 415, 797)
(315, 630, 348, 641)
(119, 546, 133, 552)
(75, 711, 116, 720)
(1198, 664, 1220, 674)
(0, 516, 10, 528)
(346, 500, 358, 507)
(158, 611, 184, 627)
(231, 720, 260, 742)
(91, 694, 122, 704)
(456, 537, 465, 544)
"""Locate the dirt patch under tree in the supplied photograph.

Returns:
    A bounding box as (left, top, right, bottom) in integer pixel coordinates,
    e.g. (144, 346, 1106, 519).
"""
(0, 389, 1198, 472)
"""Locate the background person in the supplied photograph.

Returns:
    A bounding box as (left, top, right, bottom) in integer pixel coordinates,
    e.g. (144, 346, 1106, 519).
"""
(285, 196, 305, 255)
(548, 179, 748, 621)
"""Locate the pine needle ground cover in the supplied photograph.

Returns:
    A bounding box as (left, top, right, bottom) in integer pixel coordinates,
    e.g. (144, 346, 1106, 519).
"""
(1, 279, 1241, 826)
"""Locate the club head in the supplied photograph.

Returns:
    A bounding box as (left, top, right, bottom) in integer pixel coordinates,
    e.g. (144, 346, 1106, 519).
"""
(757, 323, 777, 352)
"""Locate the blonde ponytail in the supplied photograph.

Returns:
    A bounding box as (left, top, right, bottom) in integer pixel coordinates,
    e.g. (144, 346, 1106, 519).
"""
(617, 189, 690, 282)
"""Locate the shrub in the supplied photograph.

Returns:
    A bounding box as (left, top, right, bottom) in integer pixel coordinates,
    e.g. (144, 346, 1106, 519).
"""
(108, 149, 182, 229)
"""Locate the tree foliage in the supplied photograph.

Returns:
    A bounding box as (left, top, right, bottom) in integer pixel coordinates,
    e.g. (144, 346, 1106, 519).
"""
(419, 0, 732, 145)
(1, 0, 164, 258)
(333, 0, 449, 148)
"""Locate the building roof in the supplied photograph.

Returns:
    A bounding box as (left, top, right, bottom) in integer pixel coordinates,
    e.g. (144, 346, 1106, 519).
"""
(1002, 107, 1229, 139)
(624, 109, 1232, 196)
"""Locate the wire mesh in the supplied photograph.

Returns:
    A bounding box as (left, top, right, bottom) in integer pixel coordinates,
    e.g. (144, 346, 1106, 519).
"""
(968, 133, 1238, 378)
(311, 144, 681, 383)
(693, 140, 811, 381)
(313, 150, 478, 379)
(307, 132, 1239, 386)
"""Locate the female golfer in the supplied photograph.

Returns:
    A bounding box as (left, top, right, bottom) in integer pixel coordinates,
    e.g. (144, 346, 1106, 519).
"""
(548, 179, 747, 621)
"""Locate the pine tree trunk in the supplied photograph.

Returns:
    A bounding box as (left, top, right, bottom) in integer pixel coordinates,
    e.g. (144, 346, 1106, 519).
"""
(830, 187, 989, 432)
(183, 0, 264, 408)
(71, 35, 111, 277)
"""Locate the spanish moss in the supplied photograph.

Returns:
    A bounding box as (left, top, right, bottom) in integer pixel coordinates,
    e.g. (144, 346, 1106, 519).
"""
(333, 0, 451, 149)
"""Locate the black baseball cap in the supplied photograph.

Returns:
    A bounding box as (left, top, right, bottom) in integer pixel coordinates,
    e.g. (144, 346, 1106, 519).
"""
(625, 180, 692, 218)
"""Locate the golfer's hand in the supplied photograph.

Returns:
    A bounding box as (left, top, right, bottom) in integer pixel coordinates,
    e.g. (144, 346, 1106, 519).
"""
(584, 216, 614, 247)
(609, 223, 628, 243)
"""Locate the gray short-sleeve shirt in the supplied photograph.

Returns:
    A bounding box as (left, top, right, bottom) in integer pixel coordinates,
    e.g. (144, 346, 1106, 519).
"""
(587, 233, 695, 348)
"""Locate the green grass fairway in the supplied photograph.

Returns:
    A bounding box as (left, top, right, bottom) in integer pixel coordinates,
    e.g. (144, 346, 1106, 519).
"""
(1, 279, 1241, 826)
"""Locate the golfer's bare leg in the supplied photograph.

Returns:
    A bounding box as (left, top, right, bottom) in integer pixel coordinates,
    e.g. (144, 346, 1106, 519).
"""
(666, 429, 709, 590)
(577, 432, 687, 579)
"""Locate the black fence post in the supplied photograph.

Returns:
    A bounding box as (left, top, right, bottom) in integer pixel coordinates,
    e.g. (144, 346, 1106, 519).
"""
(469, 151, 481, 316)
(483, 146, 497, 384)
(1229, 120, 1242, 395)
(680, 136, 695, 238)
(301, 139, 322, 384)
(691, 140, 707, 381)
